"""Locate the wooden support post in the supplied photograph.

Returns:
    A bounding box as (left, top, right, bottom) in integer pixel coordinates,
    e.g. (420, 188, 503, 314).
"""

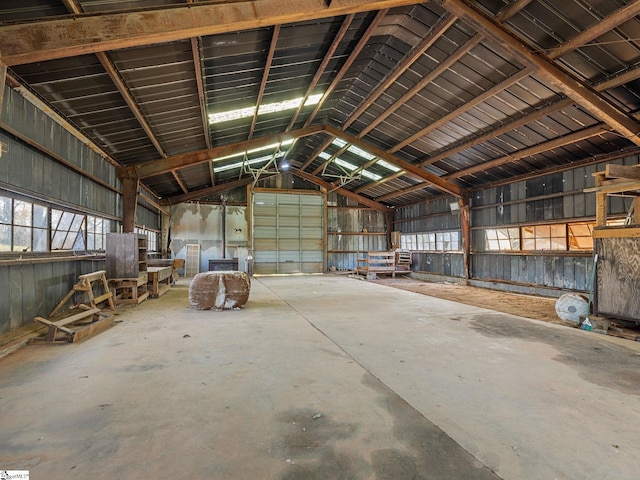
(122, 175, 139, 233)
(458, 197, 471, 285)
(634, 197, 640, 225)
(386, 211, 395, 251)
(594, 172, 607, 226)
(0, 63, 6, 118)
(161, 210, 170, 257)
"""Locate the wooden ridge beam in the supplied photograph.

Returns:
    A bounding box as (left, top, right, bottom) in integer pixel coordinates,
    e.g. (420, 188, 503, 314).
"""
(0, 0, 423, 66)
(118, 124, 325, 180)
(160, 177, 257, 205)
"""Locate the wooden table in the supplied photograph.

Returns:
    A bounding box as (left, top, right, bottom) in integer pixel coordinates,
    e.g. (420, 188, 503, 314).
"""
(110, 272, 149, 305)
(147, 266, 173, 298)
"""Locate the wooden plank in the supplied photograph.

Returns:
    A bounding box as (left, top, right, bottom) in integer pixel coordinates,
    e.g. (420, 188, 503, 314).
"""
(35, 308, 100, 328)
(595, 236, 640, 321)
(593, 227, 640, 238)
(0, 0, 423, 66)
(605, 164, 640, 181)
(71, 316, 114, 343)
(78, 270, 108, 283)
(584, 178, 640, 194)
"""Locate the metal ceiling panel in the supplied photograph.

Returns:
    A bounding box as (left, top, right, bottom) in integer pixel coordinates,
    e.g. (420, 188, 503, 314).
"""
(4, 0, 640, 207)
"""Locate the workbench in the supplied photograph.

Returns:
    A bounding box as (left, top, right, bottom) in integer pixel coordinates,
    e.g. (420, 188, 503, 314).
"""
(147, 265, 173, 298)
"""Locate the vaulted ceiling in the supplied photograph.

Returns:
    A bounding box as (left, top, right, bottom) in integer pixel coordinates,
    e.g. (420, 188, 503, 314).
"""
(2, 0, 640, 210)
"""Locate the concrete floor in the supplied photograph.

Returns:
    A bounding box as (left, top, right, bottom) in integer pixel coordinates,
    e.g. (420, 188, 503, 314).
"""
(1, 275, 639, 479)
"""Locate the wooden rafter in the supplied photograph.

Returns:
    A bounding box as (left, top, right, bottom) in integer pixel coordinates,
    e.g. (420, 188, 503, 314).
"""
(357, 15, 640, 194)
(389, 68, 529, 153)
(304, 9, 389, 127)
(191, 35, 215, 186)
(547, 2, 640, 60)
(342, 12, 457, 132)
(325, 125, 467, 197)
(307, 13, 455, 177)
(60, 0, 184, 195)
(445, 124, 608, 180)
(361, 33, 484, 140)
(375, 183, 429, 201)
(292, 169, 392, 213)
(249, 25, 280, 140)
(0, 0, 425, 66)
(495, 0, 533, 22)
(118, 124, 325, 180)
(300, 136, 334, 172)
(286, 14, 354, 131)
(439, 0, 640, 147)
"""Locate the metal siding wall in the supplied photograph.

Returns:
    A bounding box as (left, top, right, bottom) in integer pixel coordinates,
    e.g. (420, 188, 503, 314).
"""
(0, 258, 106, 334)
(394, 196, 463, 278)
(327, 206, 387, 271)
(1, 86, 120, 219)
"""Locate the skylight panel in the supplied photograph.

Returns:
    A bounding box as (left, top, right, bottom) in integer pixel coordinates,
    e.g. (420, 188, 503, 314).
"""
(212, 141, 293, 164)
(347, 145, 375, 160)
(208, 94, 324, 124)
(213, 151, 285, 173)
(334, 158, 381, 181)
(376, 159, 401, 172)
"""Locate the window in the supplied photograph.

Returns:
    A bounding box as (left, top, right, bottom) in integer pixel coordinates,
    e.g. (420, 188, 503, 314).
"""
(522, 224, 566, 251)
(135, 226, 159, 253)
(568, 222, 594, 251)
(0, 196, 50, 252)
(401, 231, 461, 252)
(87, 215, 111, 250)
(51, 209, 85, 250)
(484, 221, 600, 252)
(485, 228, 520, 251)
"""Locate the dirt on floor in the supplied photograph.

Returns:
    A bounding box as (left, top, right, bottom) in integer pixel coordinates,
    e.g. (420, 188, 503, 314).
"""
(365, 276, 640, 343)
(368, 276, 566, 325)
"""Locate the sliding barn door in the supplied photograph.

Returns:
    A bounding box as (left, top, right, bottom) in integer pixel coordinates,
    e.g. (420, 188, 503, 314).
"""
(252, 191, 324, 274)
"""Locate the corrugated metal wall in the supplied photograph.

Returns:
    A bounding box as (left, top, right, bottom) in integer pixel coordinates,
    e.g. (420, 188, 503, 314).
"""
(0, 86, 159, 332)
(395, 156, 639, 295)
(1, 86, 119, 217)
(327, 206, 388, 271)
(394, 196, 465, 278)
(0, 258, 105, 335)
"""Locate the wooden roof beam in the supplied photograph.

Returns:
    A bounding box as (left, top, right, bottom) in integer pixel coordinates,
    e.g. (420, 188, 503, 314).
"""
(304, 9, 389, 127)
(249, 25, 280, 140)
(325, 125, 467, 197)
(548, 2, 640, 60)
(287, 14, 354, 131)
(160, 177, 257, 206)
(361, 33, 483, 140)
(446, 125, 608, 180)
(438, 0, 640, 147)
(292, 169, 392, 213)
(118, 124, 325, 180)
(0, 0, 424, 66)
(341, 12, 457, 132)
